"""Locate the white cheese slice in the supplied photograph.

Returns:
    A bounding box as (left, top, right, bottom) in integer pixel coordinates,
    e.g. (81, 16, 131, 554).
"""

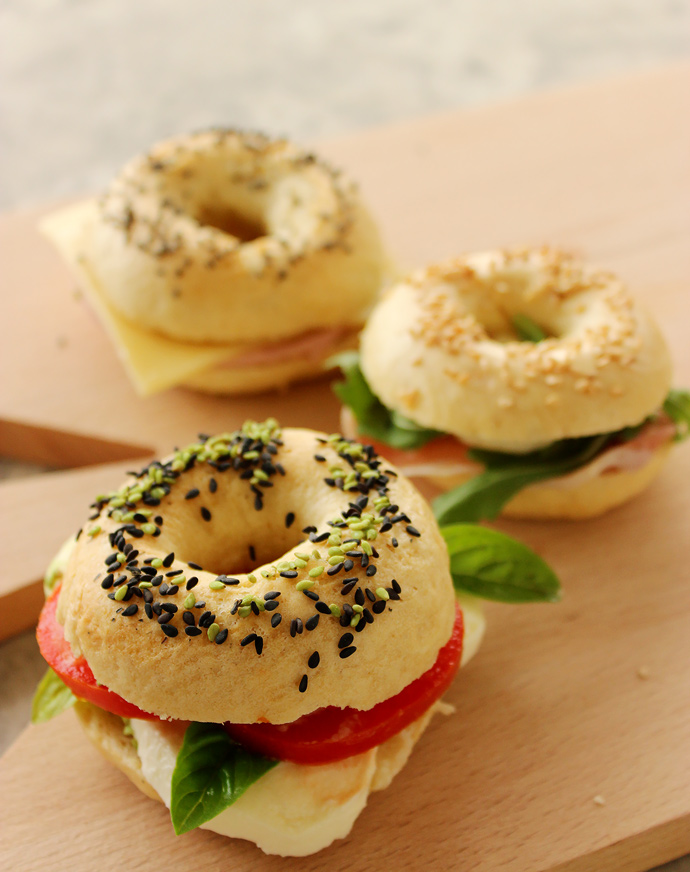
(130, 597, 485, 856)
(40, 202, 241, 395)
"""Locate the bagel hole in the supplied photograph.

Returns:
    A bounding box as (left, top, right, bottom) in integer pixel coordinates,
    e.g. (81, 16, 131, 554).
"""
(179, 527, 307, 579)
(196, 205, 266, 242)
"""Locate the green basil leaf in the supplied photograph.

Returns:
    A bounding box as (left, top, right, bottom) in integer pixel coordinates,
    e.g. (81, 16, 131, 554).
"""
(330, 351, 440, 450)
(43, 535, 78, 597)
(170, 722, 278, 835)
(433, 434, 611, 523)
(663, 388, 690, 442)
(31, 667, 75, 723)
(512, 314, 548, 342)
(442, 524, 561, 603)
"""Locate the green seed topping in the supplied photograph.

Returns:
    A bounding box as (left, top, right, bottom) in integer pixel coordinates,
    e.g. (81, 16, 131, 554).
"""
(296, 580, 315, 592)
(151, 558, 163, 568)
(138, 581, 153, 589)
(350, 613, 361, 628)
(207, 623, 220, 641)
(209, 580, 225, 591)
(308, 566, 324, 578)
(184, 593, 196, 609)
(238, 605, 252, 617)
(87, 526, 101, 538)
(114, 586, 128, 602)
(141, 523, 157, 535)
(376, 587, 390, 601)
(329, 604, 341, 617)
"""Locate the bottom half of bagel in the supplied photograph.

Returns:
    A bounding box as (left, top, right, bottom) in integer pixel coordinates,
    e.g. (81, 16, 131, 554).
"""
(426, 442, 672, 520)
(72, 594, 485, 857)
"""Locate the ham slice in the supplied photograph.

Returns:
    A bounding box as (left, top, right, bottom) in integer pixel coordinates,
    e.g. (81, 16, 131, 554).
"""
(215, 327, 350, 370)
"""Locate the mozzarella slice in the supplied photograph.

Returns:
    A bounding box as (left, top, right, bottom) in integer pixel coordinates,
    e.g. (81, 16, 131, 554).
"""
(130, 597, 485, 856)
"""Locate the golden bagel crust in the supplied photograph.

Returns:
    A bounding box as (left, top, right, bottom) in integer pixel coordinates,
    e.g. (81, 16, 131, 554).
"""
(57, 423, 455, 724)
(360, 248, 672, 452)
(426, 442, 671, 520)
(74, 129, 387, 345)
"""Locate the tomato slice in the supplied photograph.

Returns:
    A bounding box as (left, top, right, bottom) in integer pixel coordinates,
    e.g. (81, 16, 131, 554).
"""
(225, 603, 464, 765)
(37, 586, 158, 720)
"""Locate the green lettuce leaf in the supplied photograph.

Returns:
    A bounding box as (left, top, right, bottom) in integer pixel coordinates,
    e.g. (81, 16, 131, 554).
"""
(31, 667, 75, 723)
(442, 524, 561, 603)
(433, 434, 611, 524)
(664, 388, 690, 441)
(170, 722, 278, 835)
(330, 351, 440, 449)
(512, 314, 548, 342)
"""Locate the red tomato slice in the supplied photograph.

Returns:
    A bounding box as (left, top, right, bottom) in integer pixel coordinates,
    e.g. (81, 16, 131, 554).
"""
(225, 603, 464, 765)
(37, 586, 158, 720)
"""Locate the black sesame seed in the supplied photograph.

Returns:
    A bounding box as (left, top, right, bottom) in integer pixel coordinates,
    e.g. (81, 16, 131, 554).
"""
(264, 599, 279, 611)
(250, 601, 260, 616)
(391, 578, 401, 593)
(152, 602, 163, 616)
(271, 613, 282, 628)
(188, 562, 203, 571)
(308, 651, 320, 669)
(290, 618, 303, 637)
(101, 574, 114, 589)
(406, 525, 421, 538)
(303, 590, 319, 602)
(144, 603, 153, 619)
(158, 612, 174, 624)
(194, 601, 206, 609)
(209, 478, 218, 493)
(342, 559, 354, 572)
(392, 537, 398, 548)
(199, 611, 215, 628)
(280, 570, 298, 579)
(354, 588, 365, 606)
(363, 608, 374, 624)
(186, 577, 199, 591)
(340, 579, 357, 596)
(315, 601, 331, 615)
(166, 569, 183, 577)
(121, 604, 138, 617)
(231, 600, 240, 615)
(302, 525, 317, 534)
(163, 552, 175, 568)
(166, 585, 179, 595)
(263, 591, 281, 600)
(339, 646, 356, 659)
(255, 636, 264, 656)
(338, 632, 354, 649)
(387, 589, 401, 601)
(299, 674, 308, 693)
(241, 632, 257, 647)
(254, 495, 263, 511)
(327, 562, 344, 576)
(379, 521, 392, 533)
(355, 618, 366, 633)
(161, 603, 178, 613)
(366, 565, 377, 577)
(185, 626, 202, 636)
(161, 624, 178, 638)
(105, 553, 119, 566)
(182, 611, 195, 625)
(201, 507, 212, 522)
(305, 614, 319, 631)
(275, 463, 286, 476)
(310, 532, 329, 543)
(314, 454, 325, 462)
(342, 603, 354, 620)
(142, 589, 153, 604)
(215, 629, 228, 645)
(185, 488, 200, 500)
(151, 575, 163, 586)
(154, 516, 163, 526)
(365, 588, 376, 602)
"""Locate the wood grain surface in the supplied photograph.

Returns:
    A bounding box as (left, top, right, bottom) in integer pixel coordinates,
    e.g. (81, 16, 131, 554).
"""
(1, 63, 689, 871)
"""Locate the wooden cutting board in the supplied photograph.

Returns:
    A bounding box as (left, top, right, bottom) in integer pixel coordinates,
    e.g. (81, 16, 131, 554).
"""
(1, 63, 689, 871)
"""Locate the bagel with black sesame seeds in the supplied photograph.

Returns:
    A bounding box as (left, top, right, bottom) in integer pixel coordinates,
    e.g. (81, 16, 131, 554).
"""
(33, 418, 487, 856)
(336, 247, 688, 521)
(40, 129, 390, 396)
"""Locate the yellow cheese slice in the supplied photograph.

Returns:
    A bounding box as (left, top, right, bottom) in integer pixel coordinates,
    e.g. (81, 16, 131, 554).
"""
(40, 202, 242, 396)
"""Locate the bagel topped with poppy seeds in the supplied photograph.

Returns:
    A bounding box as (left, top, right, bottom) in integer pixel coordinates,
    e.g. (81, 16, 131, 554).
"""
(35, 419, 486, 855)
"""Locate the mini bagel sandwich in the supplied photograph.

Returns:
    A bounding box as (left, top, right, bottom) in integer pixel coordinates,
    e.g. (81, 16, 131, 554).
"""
(40, 130, 390, 396)
(335, 248, 690, 521)
(32, 419, 489, 856)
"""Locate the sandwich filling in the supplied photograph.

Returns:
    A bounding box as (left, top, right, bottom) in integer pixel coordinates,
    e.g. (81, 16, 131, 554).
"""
(334, 351, 690, 522)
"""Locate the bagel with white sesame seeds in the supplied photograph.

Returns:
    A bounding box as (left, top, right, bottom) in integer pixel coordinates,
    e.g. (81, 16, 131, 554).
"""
(33, 418, 488, 855)
(335, 248, 688, 521)
(40, 129, 390, 396)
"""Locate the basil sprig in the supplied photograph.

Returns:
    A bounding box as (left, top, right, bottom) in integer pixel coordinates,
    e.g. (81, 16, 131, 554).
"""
(433, 433, 611, 524)
(442, 524, 561, 603)
(330, 351, 440, 450)
(31, 667, 75, 723)
(664, 388, 690, 441)
(170, 722, 277, 835)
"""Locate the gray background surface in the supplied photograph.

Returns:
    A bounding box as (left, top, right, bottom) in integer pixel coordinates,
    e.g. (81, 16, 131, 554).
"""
(1, 2, 688, 869)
